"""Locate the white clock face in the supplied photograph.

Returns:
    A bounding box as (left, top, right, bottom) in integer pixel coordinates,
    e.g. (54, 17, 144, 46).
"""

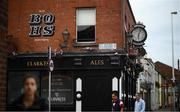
(132, 27, 147, 42)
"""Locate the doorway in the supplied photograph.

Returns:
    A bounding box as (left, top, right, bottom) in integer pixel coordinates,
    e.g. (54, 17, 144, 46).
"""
(82, 71, 112, 111)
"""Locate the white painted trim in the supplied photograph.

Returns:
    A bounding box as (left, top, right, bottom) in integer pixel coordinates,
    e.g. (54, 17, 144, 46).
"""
(76, 8, 96, 43)
(76, 78, 82, 92)
(76, 78, 82, 112)
(119, 71, 123, 99)
(76, 101, 82, 112)
(112, 77, 118, 91)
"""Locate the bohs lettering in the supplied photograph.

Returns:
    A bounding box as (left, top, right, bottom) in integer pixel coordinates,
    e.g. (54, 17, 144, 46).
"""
(29, 13, 55, 37)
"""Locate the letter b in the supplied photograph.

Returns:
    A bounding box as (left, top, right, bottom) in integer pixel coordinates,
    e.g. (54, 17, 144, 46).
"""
(29, 14, 41, 25)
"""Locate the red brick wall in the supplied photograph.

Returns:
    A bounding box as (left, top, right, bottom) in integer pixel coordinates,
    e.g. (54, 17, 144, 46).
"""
(0, 0, 8, 110)
(7, 0, 136, 53)
(155, 61, 180, 81)
(0, 36, 7, 110)
(0, 29, 14, 110)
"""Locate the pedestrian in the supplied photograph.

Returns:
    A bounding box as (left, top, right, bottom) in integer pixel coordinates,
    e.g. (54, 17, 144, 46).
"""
(134, 93, 145, 112)
(9, 74, 48, 111)
(112, 91, 124, 112)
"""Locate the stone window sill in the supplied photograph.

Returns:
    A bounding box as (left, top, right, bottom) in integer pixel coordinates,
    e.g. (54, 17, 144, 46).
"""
(73, 42, 98, 47)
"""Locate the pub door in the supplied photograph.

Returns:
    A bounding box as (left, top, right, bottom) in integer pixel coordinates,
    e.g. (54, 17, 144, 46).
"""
(82, 71, 112, 111)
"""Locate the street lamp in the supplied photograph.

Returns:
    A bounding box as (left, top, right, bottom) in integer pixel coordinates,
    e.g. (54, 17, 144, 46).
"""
(61, 28, 70, 48)
(171, 11, 177, 111)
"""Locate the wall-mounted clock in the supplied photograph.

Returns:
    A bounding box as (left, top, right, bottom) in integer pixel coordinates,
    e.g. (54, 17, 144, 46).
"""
(131, 24, 147, 45)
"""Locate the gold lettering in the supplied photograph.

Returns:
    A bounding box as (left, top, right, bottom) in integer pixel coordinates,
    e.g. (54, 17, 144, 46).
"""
(34, 62, 37, 66)
(39, 61, 43, 66)
(26, 60, 48, 67)
(44, 61, 48, 66)
(100, 60, 104, 65)
(27, 61, 33, 67)
(36, 61, 39, 66)
(90, 60, 104, 65)
(90, 60, 95, 65)
(27, 61, 30, 66)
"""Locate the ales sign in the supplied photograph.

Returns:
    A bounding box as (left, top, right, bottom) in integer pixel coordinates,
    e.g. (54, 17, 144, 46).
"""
(29, 13, 55, 37)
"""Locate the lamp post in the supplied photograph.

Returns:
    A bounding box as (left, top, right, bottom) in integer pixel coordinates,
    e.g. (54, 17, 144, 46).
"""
(48, 46, 54, 111)
(171, 11, 177, 111)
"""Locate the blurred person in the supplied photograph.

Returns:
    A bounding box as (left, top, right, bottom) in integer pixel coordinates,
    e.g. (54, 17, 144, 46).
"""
(9, 74, 48, 111)
(134, 93, 145, 112)
(112, 91, 124, 112)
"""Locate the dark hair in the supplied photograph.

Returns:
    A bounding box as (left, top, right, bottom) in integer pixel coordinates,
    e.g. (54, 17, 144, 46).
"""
(112, 91, 118, 97)
(23, 74, 39, 99)
(23, 74, 38, 85)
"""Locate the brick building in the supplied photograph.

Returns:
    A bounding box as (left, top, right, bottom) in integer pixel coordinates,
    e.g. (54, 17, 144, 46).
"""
(155, 61, 180, 110)
(0, 0, 15, 110)
(4, 0, 141, 111)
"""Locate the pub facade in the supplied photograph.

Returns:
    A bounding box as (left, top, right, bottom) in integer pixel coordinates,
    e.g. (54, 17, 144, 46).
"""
(6, 0, 143, 111)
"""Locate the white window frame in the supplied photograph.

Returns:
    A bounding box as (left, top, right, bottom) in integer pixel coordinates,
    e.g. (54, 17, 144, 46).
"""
(76, 8, 96, 43)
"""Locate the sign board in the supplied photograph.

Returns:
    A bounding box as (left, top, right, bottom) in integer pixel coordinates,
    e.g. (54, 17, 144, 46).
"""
(8, 55, 124, 70)
(41, 72, 73, 105)
(49, 59, 54, 72)
(99, 43, 117, 50)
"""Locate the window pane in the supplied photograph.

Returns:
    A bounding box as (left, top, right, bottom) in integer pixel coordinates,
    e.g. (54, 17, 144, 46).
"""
(77, 25, 95, 42)
(76, 8, 96, 25)
(76, 8, 96, 42)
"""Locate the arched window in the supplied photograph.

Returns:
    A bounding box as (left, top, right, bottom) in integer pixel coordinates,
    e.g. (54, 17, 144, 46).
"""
(76, 78, 82, 92)
(112, 77, 118, 91)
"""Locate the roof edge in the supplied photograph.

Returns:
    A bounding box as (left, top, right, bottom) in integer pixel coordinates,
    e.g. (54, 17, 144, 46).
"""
(127, 0, 136, 23)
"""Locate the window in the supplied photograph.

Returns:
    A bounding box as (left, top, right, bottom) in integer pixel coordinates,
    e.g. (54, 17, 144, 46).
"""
(76, 8, 96, 42)
(41, 72, 74, 105)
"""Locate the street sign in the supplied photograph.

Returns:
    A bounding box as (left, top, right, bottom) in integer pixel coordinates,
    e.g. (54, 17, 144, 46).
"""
(49, 59, 54, 72)
(99, 43, 117, 49)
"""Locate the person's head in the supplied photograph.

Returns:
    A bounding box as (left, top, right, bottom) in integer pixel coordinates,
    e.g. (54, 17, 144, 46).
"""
(112, 91, 118, 101)
(23, 74, 38, 97)
(135, 93, 142, 101)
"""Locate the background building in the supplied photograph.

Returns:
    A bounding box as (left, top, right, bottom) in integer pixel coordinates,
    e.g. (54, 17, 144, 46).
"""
(155, 61, 180, 110)
(137, 56, 155, 111)
(137, 59, 180, 111)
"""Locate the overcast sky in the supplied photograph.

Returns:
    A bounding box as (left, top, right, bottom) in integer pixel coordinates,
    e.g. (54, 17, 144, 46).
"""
(129, 0, 180, 69)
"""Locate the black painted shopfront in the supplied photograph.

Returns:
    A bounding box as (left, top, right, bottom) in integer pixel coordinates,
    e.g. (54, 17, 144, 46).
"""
(6, 51, 137, 111)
